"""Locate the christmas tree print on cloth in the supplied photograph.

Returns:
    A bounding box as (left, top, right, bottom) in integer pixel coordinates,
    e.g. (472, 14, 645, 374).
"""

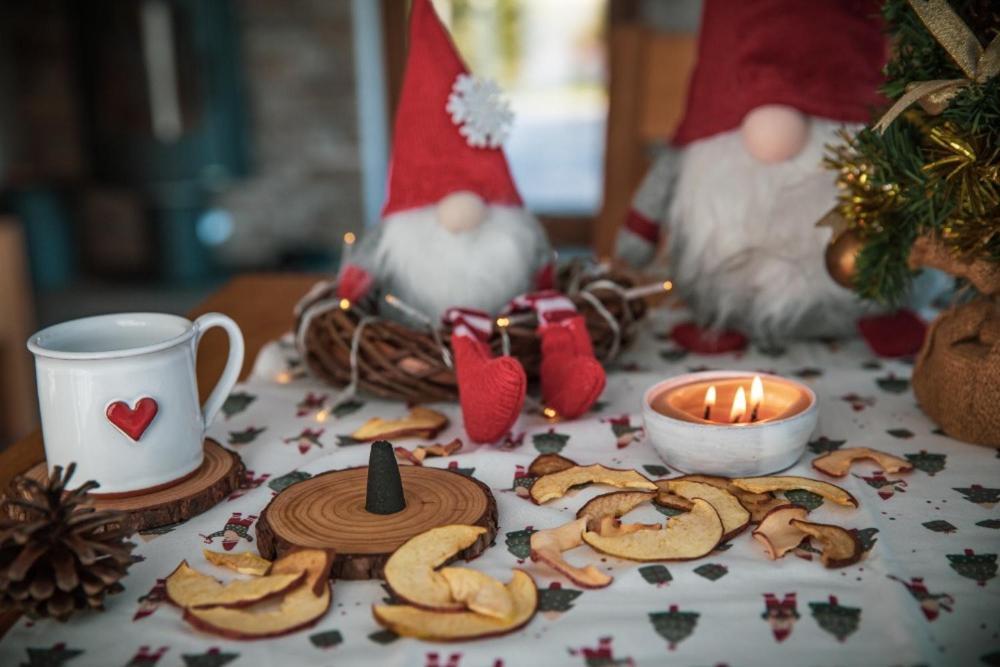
(809, 596, 860, 642)
(368, 629, 400, 645)
(181, 648, 239, 667)
(639, 564, 672, 587)
(19, 642, 83, 667)
(977, 519, 1000, 529)
(221, 391, 256, 420)
(125, 646, 168, 666)
(227, 426, 266, 445)
(537, 582, 583, 620)
(331, 398, 365, 418)
(510, 465, 536, 500)
(533, 429, 570, 454)
(693, 563, 727, 581)
(852, 527, 879, 553)
(267, 470, 311, 493)
(649, 604, 699, 650)
(505, 527, 536, 561)
(888, 575, 954, 621)
(876, 374, 909, 393)
(906, 450, 946, 476)
(808, 436, 846, 454)
(569, 636, 634, 667)
(784, 489, 825, 511)
(309, 629, 343, 649)
(642, 464, 669, 478)
(761, 593, 799, 642)
(283, 428, 325, 454)
(604, 415, 643, 449)
(922, 520, 957, 533)
(953, 485, 999, 509)
(947, 549, 997, 586)
(886, 428, 914, 439)
(198, 512, 256, 551)
(133, 578, 167, 621)
(855, 471, 907, 500)
(445, 460, 475, 477)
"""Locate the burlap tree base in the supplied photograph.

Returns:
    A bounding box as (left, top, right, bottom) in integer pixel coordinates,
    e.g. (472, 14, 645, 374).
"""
(912, 298, 1000, 448)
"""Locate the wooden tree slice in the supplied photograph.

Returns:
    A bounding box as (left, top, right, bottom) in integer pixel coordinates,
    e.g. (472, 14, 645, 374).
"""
(256, 466, 498, 580)
(21, 439, 243, 533)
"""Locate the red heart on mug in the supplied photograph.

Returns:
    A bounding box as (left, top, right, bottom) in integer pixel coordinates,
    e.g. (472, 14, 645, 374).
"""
(106, 397, 158, 441)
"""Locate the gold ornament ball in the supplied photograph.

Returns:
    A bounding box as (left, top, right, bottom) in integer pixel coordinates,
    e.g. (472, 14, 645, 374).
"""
(825, 229, 864, 289)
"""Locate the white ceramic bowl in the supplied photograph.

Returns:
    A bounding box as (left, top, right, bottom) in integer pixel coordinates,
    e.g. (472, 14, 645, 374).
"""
(642, 371, 818, 477)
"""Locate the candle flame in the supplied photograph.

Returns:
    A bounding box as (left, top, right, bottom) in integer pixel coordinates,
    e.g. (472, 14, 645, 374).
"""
(343, 232, 356, 245)
(705, 385, 717, 407)
(750, 375, 764, 421)
(730, 386, 747, 423)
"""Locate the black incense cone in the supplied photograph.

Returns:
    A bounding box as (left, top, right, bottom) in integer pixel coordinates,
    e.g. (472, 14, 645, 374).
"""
(365, 440, 406, 514)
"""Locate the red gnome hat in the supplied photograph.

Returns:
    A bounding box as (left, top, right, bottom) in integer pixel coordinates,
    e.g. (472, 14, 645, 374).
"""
(672, 0, 888, 146)
(381, 0, 522, 217)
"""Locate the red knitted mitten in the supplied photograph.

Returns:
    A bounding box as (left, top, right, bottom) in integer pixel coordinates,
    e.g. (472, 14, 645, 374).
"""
(445, 308, 526, 443)
(508, 292, 606, 419)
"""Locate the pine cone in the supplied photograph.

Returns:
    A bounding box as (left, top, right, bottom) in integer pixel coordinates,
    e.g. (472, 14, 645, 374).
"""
(0, 463, 135, 621)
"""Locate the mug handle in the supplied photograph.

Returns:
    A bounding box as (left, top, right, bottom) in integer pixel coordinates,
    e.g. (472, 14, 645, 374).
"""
(193, 313, 245, 429)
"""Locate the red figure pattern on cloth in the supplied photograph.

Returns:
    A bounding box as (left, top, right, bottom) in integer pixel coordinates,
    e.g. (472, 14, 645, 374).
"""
(762, 593, 800, 642)
(199, 512, 257, 551)
(132, 579, 167, 621)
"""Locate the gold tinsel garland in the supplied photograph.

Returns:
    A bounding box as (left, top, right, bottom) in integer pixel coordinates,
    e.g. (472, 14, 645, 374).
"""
(825, 119, 999, 261)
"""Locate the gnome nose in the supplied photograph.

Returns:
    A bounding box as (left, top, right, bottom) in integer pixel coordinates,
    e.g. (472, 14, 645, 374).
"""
(740, 105, 810, 164)
(437, 191, 487, 234)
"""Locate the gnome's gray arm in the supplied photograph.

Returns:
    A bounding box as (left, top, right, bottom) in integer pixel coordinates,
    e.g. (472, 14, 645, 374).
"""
(615, 148, 680, 269)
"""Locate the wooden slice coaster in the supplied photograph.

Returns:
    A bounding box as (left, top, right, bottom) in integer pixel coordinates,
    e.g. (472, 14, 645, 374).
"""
(22, 439, 243, 533)
(256, 466, 498, 580)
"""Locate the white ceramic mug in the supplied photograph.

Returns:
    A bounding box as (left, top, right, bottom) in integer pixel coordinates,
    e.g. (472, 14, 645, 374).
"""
(27, 312, 244, 495)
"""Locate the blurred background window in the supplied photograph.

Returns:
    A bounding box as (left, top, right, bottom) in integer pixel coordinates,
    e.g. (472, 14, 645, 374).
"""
(431, 0, 608, 216)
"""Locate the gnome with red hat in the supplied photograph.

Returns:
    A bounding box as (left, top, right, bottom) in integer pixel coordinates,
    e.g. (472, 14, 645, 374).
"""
(337, 0, 605, 443)
(616, 0, 890, 340)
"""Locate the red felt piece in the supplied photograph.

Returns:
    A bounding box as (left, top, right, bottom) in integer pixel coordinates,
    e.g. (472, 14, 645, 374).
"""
(106, 397, 158, 441)
(451, 333, 526, 443)
(539, 314, 606, 419)
(858, 310, 927, 358)
(670, 322, 748, 354)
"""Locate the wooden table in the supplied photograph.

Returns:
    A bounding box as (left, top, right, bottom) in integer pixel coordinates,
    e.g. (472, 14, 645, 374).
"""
(0, 273, 318, 635)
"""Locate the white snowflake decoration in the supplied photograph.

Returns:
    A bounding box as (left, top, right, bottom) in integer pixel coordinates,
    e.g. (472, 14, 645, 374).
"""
(446, 73, 513, 149)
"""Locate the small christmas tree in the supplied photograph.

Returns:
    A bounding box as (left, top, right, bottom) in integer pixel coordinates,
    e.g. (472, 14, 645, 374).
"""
(504, 527, 536, 560)
(537, 582, 583, 617)
(905, 450, 947, 475)
(822, 0, 1000, 446)
(648, 605, 699, 650)
(809, 596, 861, 642)
(638, 564, 673, 586)
(947, 549, 997, 585)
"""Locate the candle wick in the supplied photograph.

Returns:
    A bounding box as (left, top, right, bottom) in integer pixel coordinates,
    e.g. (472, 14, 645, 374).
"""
(703, 405, 711, 421)
(750, 405, 759, 422)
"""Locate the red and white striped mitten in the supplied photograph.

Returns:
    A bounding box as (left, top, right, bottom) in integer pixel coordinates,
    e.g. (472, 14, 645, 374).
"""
(445, 308, 526, 443)
(508, 291, 606, 419)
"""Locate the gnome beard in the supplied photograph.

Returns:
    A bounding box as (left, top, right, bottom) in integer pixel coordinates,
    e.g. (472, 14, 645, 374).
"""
(374, 202, 549, 322)
(667, 118, 875, 341)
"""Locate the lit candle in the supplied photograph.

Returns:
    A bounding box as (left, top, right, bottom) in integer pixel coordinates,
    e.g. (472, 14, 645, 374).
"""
(730, 386, 747, 423)
(750, 375, 764, 422)
(703, 385, 716, 420)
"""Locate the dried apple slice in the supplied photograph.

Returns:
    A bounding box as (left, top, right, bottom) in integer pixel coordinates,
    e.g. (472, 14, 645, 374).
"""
(352, 406, 449, 441)
(530, 465, 656, 504)
(183, 548, 334, 639)
(670, 475, 778, 521)
(582, 498, 722, 561)
(664, 480, 750, 540)
(751, 505, 809, 559)
(383, 525, 487, 611)
(203, 550, 272, 576)
(394, 438, 463, 466)
(576, 490, 656, 531)
(527, 453, 578, 477)
(790, 519, 863, 568)
(372, 569, 538, 641)
(812, 447, 912, 478)
(652, 480, 696, 512)
(529, 519, 612, 589)
(166, 561, 304, 609)
(439, 567, 514, 620)
(732, 476, 858, 508)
